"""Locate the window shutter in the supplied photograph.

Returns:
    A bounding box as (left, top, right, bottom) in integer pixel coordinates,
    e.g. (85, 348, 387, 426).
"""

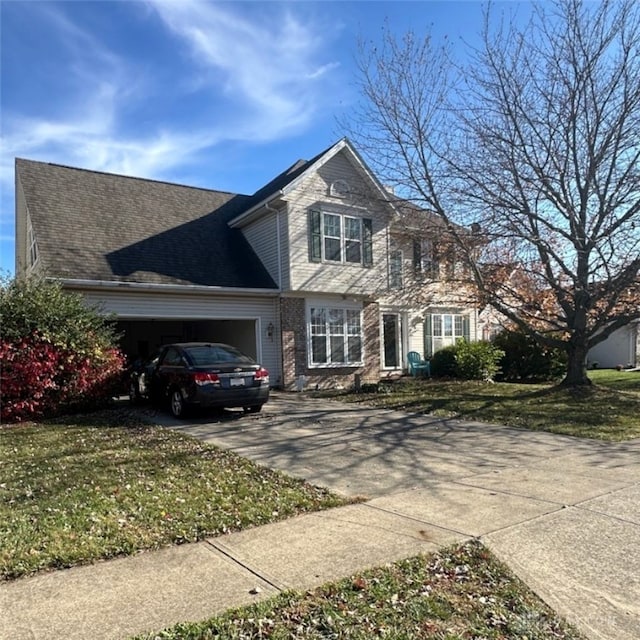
(363, 218, 373, 267)
(309, 209, 322, 262)
(424, 314, 433, 357)
(413, 240, 422, 273)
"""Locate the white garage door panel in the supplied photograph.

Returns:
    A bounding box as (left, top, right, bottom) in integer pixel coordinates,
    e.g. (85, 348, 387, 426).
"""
(82, 290, 275, 319)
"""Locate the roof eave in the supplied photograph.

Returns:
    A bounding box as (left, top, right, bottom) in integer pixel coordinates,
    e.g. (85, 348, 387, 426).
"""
(56, 278, 281, 297)
(227, 191, 285, 228)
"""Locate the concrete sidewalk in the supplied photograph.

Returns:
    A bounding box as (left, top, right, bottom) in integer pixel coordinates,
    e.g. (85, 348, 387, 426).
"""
(1, 393, 639, 639)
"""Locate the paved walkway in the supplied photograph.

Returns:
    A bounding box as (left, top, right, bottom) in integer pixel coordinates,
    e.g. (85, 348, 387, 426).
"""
(1, 392, 639, 640)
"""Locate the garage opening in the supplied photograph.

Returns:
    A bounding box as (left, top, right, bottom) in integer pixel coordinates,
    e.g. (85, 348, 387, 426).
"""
(115, 319, 258, 363)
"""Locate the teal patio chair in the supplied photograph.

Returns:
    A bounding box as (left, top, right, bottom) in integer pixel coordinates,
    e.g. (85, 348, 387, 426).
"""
(407, 351, 431, 377)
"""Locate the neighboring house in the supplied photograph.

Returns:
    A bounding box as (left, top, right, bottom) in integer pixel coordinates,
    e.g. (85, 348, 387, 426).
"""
(15, 138, 479, 390)
(588, 321, 640, 369)
(476, 271, 640, 371)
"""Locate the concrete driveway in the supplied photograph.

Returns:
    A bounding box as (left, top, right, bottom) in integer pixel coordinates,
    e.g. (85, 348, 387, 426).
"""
(155, 391, 640, 640)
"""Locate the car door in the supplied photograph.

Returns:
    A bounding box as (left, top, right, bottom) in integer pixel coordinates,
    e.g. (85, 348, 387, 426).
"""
(151, 346, 187, 400)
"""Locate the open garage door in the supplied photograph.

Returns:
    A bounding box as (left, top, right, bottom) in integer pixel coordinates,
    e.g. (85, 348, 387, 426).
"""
(116, 319, 258, 362)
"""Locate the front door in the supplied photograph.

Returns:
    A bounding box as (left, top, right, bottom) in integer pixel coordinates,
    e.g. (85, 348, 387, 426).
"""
(382, 313, 402, 369)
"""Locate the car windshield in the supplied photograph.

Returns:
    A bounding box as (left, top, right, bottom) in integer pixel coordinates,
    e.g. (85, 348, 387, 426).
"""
(185, 344, 254, 366)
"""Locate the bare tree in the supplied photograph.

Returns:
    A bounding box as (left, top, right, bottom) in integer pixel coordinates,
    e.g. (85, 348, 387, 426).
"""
(346, 0, 640, 386)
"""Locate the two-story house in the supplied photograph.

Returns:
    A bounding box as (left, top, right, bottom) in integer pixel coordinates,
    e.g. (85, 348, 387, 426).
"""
(15, 138, 479, 389)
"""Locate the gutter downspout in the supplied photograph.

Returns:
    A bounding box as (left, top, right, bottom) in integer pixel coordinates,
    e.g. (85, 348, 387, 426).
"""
(264, 200, 284, 387)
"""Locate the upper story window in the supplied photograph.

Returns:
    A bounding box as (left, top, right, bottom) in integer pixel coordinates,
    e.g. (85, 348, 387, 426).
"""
(27, 218, 39, 267)
(329, 180, 351, 199)
(389, 249, 403, 289)
(413, 239, 440, 280)
(309, 209, 373, 267)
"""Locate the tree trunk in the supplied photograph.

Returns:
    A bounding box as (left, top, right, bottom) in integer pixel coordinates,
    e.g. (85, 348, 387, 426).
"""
(560, 341, 592, 387)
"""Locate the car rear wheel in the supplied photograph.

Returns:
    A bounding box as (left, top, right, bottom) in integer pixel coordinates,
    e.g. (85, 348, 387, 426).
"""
(170, 389, 186, 418)
(243, 404, 263, 414)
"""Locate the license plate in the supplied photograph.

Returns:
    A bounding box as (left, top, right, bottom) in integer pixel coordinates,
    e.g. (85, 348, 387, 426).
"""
(230, 377, 245, 387)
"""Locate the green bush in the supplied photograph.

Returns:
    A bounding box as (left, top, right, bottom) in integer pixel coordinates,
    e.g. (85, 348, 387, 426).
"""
(454, 340, 504, 381)
(429, 341, 504, 380)
(430, 345, 458, 378)
(493, 329, 567, 382)
(0, 275, 125, 421)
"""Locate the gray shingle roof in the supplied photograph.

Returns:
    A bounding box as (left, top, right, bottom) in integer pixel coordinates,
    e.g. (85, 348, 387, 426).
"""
(16, 159, 277, 288)
(244, 141, 337, 207)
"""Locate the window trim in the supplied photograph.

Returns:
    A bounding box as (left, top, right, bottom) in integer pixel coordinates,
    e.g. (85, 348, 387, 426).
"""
(425, 312, 470, 357)
(27, 217, 39, 267)
(329, 179, 351, 199)
(307, 301, 364, 368)
(322, 212, 362, 264)
(309, 209, 373, 267)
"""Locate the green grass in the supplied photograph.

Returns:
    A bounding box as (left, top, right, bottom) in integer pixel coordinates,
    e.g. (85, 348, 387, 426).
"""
(3, 382, 628, 637)
(313, 370, 640, 441)
(0, 408, 348, 580)
(134, 540, 584, 640)
(588, 367, 640, 392)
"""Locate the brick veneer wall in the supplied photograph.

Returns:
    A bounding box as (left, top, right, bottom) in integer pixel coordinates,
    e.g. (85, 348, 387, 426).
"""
(280, 296, 381, 391)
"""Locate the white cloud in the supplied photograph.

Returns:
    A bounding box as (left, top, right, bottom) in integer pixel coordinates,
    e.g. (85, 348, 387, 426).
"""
(146, 0, 341, 140)
(0, 1, 343, 200)
(0, 5, 210, 192)
(0, 0, 347, 274)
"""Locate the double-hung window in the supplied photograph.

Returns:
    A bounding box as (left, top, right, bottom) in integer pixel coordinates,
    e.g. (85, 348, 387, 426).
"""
(413, 239, 440, 279)
(309, 209, 373, 266)
(309, 306, 363, 366)
(323, 213, 342, 261)
(425, 313, 470, 356)
(389, 249, 403, 289)
(344, 216, 362, 263)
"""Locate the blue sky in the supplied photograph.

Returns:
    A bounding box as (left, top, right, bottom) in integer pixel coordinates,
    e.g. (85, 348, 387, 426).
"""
(0, 0, 522, 276)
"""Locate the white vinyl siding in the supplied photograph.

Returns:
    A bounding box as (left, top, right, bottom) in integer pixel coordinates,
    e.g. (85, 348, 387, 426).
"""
(240, 206, 284, 287)
(286, 150, 391, 295)
(588, 323, 639, 369)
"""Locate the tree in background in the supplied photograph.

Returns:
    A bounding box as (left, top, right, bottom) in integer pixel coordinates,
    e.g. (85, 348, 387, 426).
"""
(493, 328, 567, 383)
(0, 275, 125, 421)
(345, 0, 640, 386)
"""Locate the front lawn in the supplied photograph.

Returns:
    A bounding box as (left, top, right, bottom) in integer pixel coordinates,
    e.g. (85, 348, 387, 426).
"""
(135, 540, 584, 640)
(588, 367, 640, 393)
(313, 370, 640, 441)
(0, 408, 348, 580)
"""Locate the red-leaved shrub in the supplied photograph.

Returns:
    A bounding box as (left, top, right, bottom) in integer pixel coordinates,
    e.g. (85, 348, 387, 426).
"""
(0, 331, 125, 422)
